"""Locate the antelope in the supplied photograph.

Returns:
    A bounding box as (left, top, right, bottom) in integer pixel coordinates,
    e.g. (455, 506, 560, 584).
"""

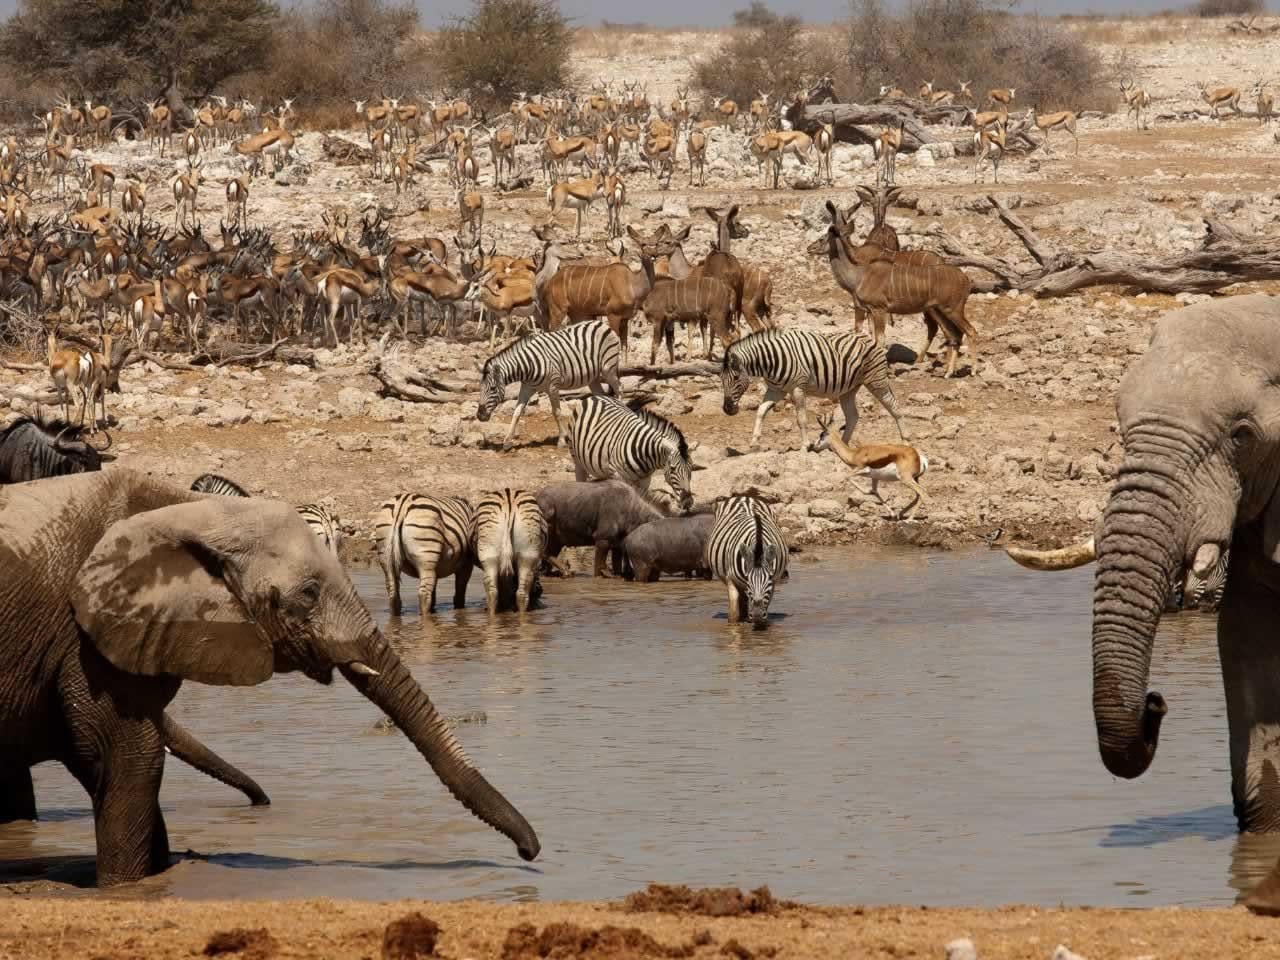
(957, 81, 974, 103)
(85, 99, 112, 147)
(687, 128, 707, 186)
(458, 187, 484, 240)
(488, 125, 517, 181)
(986, 87, 1016, 109)
(918, 80, 933, 99)
(128, 279, 166, 349)
(969, 107, 1008, 131)
(1029, 106, 1079, 155)
(371, 126, 393, 180)
(89, 163, 115, 208)
(45, 134, 74, 198)
(1198, 82, 1241, 119)
(749, 92, 770, 132)
(64, 266, 115, 331)
(643, 271, 736, 364)
(547, 163, 604, 238)
(48, 331, 112, 432)
(874, 123, 903, 186)
(538, 224, 673, 359)
(386, 266, 468, 339)
(814, 415, 928, 520)
(814, 113, 835, 185)
(670, 86, 692, 135)
(172, 159, 203, 227)
(642, 135, 675, 183)
(824, 225, 976, 378)
(427, 99, 453, 140)
(604, 167, 626, 240)
(929, 86, 956, 107)
(542, 130, 594, 181)
(455, 142, 480, 188)
(121, 180, 146, 222)
(879, 85, 907, 99)
(464, 272, 537, 346)
(181, 127, 201, 167)
(974, 121, 1006, 183)
(750, 130, 784, 189)
(1257, 81, 1275, 125)
(393, 142, 418, 194)
(148, 101, 173, 155)
(712, 97, 739, 128)
(215, 271, 284, 340)
(598, 120, 621, 168)
(1119, 79, 1151, 130)
(225, 173, 250, 226)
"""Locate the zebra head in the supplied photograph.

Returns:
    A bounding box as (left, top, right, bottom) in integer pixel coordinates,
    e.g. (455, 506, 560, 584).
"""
(476, 361, 504, 422)
(720, 353, 751, 415)
(737, 541, 783, 626)
(664, 440, 695, 513)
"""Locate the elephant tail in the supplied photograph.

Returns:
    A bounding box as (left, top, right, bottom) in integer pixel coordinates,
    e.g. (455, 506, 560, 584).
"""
(160, 712, 271, 806)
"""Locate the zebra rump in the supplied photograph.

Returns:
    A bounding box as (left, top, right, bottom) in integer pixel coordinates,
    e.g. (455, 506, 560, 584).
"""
(472, 488, 547, 613)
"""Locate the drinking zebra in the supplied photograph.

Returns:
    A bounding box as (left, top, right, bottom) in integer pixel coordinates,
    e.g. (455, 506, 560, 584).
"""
(704, 495, 788, 627)
(567, 394, 695, 512)
(190, 473, 342, 557)
(373, 493, 475, 616)
(472, 488, 547, 613)
(476, 320, 623, 450)
(719, 327, 906, 450)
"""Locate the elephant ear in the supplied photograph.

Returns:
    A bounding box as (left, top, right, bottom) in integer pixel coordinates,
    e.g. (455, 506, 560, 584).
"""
(70, 500, 273, 687)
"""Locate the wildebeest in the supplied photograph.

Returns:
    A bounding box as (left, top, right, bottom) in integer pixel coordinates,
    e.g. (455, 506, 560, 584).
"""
(0, 416, 109, 484)
(624, 514, 716, 581)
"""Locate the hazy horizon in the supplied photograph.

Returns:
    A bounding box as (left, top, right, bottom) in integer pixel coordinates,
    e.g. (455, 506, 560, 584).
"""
(0, 0, 1211, 25)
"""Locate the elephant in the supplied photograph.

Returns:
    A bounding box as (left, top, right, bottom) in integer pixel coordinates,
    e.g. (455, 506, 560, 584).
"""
(1005, 294, 1280, 909)
(0, 468, 539, 886)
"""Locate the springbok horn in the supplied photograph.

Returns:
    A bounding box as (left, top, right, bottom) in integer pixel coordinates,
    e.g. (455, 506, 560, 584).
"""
(92, 426, 112, 452)
(1005, 537, 1096, 571)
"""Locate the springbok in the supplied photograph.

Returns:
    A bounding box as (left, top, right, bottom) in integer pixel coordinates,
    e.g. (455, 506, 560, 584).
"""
(814, 415, 928, 520)
(1029, 106, 1079, 155)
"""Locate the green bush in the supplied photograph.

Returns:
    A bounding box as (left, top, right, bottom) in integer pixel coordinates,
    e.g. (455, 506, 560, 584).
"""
(1192, 0, 1263, 16)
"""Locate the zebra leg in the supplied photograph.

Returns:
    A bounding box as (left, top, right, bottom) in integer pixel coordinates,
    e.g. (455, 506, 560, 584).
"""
(725, 580, 741, 623)
(838, 393, 861, 444)
(750, 384, 787, 448)
(504, 383, 537, 451)
(453, 557, 473, 610)
(516, 556, 539, 612)
(790, 387, 808, 449)
(546, 383, 567, 447)
(602, 368, 623, 398)
(379, 555, 402, 615)
(481, 559, 500, 614)
(418, 570, 438, 615)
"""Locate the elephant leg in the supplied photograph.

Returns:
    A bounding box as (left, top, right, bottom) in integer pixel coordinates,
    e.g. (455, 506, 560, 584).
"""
(1218, 575, 1280, 833)
(78, 720, 168, 885)
(0, 766, 36, 822)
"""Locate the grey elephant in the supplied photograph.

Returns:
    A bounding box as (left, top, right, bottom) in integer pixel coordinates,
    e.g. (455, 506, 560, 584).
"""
(0, 469, 539, 885)
(1006, 295, 1280, 909)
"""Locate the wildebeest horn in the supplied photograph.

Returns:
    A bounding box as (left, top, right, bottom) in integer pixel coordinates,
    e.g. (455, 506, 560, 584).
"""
(1006, 537, 1096, 571)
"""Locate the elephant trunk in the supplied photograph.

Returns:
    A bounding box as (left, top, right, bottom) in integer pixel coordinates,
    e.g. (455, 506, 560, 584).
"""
(340, 634, 540, 861)
(160, 712, 270, 806)
(1091, 435, 1190, 780)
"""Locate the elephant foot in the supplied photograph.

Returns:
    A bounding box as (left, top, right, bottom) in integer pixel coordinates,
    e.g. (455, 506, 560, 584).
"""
(1246, 858, 1280, 915)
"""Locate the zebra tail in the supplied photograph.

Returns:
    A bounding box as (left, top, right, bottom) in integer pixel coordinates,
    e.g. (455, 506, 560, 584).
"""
(386, 500, 406, 581)
(499, 506, 516, 578)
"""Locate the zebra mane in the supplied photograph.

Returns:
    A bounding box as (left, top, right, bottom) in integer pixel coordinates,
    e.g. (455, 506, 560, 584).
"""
(191, 473, 250, 497)
(724, 327, 778, 367)
(630, 401, 689, 461)
(753, 510, 764, 566)
(483, 334, 527, 373)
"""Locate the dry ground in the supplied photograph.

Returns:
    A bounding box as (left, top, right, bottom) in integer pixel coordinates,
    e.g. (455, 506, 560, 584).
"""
(3, 896, 1280, 959)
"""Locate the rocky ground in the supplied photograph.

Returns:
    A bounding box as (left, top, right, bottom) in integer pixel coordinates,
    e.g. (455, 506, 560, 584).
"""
(5, 20, 1280, 566)
(3, 892, 1280, 959)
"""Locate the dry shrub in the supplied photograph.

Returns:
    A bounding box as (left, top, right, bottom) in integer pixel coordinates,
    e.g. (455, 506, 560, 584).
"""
(842, 0, 1114, 112)
(694, 5, 840, 111)
(254, 0, 431, 125)
(435, 0, 573, 111)
(1193, 0, 1263, 15)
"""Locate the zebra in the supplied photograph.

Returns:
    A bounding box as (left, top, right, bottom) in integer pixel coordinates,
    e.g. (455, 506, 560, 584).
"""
(472, 488, 547, 613)
(704, 495, 788, 627)
(476, 320, 623, 450)
(567, 394, 695, 512)
(190, 473, 342, 557)
(373, 493, 475, 616)
(719, 327, 906, 450)
(1182, 546, 1228, 612)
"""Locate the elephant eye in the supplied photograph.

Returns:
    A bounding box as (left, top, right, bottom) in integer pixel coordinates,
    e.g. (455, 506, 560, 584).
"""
(1232, 420, 1258, 444)
(294, 581, 321, 611)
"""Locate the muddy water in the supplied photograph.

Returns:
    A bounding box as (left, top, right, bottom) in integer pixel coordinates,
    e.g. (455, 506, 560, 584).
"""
(8, 547, 1268, 905)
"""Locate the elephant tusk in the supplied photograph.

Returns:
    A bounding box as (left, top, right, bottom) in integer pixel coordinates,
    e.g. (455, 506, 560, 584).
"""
(1005, 537, 1096, 571)
(348, 661, 380, 677)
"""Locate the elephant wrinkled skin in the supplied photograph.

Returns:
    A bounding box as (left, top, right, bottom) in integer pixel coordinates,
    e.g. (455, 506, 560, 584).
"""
(0, 469, 539, 885)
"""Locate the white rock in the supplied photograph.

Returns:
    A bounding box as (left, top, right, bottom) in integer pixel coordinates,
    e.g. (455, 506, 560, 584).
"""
(945, 938, 977, 960)
(1052, 947, 1088, 960)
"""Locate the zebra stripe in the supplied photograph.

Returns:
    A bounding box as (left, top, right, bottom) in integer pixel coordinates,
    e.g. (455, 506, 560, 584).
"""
(720, 327, 905, 446)
(191, 473, 342, 557)
(704, 495, 788, 626)
(1184, 548, 1228, 611)
(477, 319, 622, 422)
(472, 488, 548, 613)
(374, 493, 475, 615)
(568, 395, 694, 510)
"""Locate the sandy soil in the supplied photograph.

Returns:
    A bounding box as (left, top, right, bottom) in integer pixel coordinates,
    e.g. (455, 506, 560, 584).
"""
(3, 893, 1280, 959)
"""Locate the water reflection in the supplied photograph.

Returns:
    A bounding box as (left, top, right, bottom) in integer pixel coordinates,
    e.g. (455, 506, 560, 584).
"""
(2, 547, 1248, 906)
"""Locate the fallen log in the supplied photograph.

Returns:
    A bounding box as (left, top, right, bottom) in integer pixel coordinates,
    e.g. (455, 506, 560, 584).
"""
(800, 103, 937, 152)
(934, 195, 1280, 297)
(187, 341, 315, 368)
(618, 360, 721, 380)
(370, 358, 467, 403)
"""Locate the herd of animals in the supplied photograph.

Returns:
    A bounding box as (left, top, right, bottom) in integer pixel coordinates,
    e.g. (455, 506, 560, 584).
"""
(9, 75, 1280, 904)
